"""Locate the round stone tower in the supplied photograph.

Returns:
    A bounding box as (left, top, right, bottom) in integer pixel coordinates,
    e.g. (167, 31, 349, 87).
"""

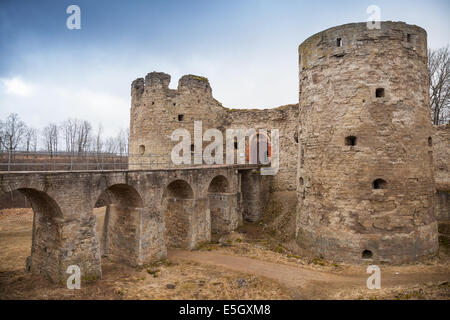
(296, 21, 438, 263)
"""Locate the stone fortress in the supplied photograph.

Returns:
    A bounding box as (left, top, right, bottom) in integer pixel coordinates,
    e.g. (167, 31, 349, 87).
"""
(2, 21, 449, 284)
(130, 21, 450, 264)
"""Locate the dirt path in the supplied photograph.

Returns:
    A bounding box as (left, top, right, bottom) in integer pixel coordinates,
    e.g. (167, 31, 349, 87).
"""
(168, 250, 450, 299)
(169, 249, 360, 299)
(169, 249, 340, 286)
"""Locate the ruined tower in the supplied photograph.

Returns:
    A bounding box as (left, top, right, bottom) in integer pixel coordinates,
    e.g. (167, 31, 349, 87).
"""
(296, 22, 439, 263)
(129, 72, 226, 169)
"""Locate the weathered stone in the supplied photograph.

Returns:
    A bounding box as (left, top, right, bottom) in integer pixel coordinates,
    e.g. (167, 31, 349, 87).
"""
(166, 283, 176, 289)
(0, 166, 253, 282)
(433, 124, 450, 191)
(2, 21, 448, 284)
(433, 124, 450, 224)
(296, 22, 439, 264)
(129, 72, 298, 222)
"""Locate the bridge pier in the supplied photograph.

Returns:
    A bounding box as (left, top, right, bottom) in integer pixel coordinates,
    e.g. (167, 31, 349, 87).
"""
(189, 198, 211, 248)
(240, 170, 270, 222)
(164, 198, 211, 249)
(13, 187, 101, 283)
(101, 204, 166, 265)
(208, 193, 239, 235)
(58, 213, 102, 283)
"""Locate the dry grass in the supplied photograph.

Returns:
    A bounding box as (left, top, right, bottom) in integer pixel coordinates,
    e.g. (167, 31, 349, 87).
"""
(113, 259, 289, 300)
(330, 282, 450, 300)
(0, 208, 289, 300)
(0, 208, 33, 273)
(0, 208, 449, 300)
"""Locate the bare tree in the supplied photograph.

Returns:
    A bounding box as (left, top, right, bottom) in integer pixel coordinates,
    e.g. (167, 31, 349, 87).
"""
(125, 127, 129, 154)
(116, 128, 128, 156)
(429, 46, 450, 125)
(42, 123, 59, 156)
(104, 137, 118, 154)
(60, 118, 95, 154)
(61, 118, 79, 154)
(94, 123, 103, 154)
(77, 120, 92, 153)
(24, 127, 38, 153)
(0, 113, 26, 154)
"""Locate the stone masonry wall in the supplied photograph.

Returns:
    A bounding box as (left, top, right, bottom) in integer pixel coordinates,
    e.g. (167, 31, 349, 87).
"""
(433, 124, 450, 251)
(129, 73, 299, 225)
(163, 199, 194, 248)
(208, 193, 239, 234)
(224, 105, 299, 193)
(240, 170, 271, 222)
(0, 166, 243, 282)
(127, 21, 447, 263)
(296, 22, 438, 263)
(101, 205, 141, 265)
(129, 73, 299, 194)
(433, 124, 450, 191)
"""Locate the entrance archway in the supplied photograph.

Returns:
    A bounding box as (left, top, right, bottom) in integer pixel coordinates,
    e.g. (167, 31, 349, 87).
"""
(247, 132, 272, 164)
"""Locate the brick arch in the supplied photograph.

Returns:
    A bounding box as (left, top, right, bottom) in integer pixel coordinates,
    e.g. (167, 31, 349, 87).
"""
(95, 183, 144, 208)
(15, 188, 63, 282)
(207, 175, 229, 193)
(161, 179, 194, 202)
(196, 169, 235, 197)
(17, 188, 63, 217)
(0, 179, 59, 204)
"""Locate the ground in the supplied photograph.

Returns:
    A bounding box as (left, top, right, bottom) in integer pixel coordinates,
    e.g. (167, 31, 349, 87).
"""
(0, 208, 449, 300)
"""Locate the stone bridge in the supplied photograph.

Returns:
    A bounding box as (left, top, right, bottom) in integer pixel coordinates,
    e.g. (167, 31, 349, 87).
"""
(0, 165, 268, 282)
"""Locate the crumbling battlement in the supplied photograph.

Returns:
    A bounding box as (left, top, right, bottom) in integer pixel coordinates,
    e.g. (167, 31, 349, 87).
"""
(129, 72, 226, 171)
(131, 72, 212, 98)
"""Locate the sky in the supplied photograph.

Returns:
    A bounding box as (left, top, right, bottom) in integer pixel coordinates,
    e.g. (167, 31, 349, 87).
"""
(0, 0, 449, 138)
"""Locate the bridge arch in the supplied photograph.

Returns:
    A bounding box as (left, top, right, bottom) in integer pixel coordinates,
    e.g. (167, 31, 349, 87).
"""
(93, 183, 144, 265)
(13, 188, 63, 282)
(162, 179, 194, 200)
(162, 179, 194, 248)
(95, 183, 144, 208)
(207, 175, 229, 193)
(207, 175, 235, 237)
